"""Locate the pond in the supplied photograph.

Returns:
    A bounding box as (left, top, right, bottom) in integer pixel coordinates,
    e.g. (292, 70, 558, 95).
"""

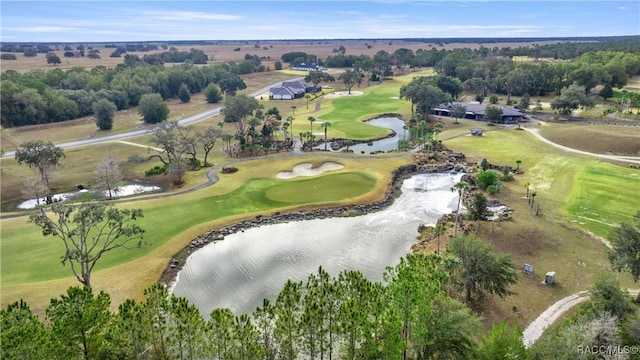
(16, 183, 162, 210)
(172, 172, 464, 316)
(314, 117, 407, 154)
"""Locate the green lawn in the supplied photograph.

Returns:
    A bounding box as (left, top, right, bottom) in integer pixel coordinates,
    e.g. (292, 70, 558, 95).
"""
(564, 163, 640, 235)
(312, 71, 428, 140)
(443, 124, 639, 238)
(0, 171, 376, 286)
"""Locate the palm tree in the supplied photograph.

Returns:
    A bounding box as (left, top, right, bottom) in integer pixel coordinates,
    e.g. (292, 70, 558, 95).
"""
(287, 116, 295, 142)
(321, 121, 331, 150)
(247, 117, 262, 145)
(524, 182, 530, 199)
(345, 139, 353, 152)
(222, 134, 233, 154)
(530, 191, 537, 208)
(433, 122, 444, 140)
(451, 181, 469, 236)
(308, 116, 316, 134)
(419, 120, 427, 144)
(282, 120, 290, 141)
(434, 223, 447, 255)
(440, 255, 461, 297)
(515, 160, 522, 171)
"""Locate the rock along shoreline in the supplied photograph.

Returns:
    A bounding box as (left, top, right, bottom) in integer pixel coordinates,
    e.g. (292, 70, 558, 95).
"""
(160, 162, 466, 289)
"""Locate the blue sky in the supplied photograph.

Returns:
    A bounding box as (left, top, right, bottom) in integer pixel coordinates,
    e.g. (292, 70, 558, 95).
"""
(1, 1, 638, 42)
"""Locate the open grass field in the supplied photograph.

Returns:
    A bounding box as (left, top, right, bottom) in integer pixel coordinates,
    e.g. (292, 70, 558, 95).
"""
(444, 122, 639, 238)
(0, 71, 298, 153)
(304, 70, 433, 139)
(0, 155, 410, 312)
(440, 120, 639, 329)
(537, 123, 640, 156)
(0, 39, 562, 73)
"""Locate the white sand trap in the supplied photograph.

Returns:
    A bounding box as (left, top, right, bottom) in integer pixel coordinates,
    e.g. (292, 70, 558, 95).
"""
(325, 91, 363, 98)
(276, 162, 344, 179)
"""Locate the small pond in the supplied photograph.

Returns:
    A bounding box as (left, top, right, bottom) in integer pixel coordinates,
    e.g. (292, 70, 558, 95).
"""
(314, 117, 407, 154)
(16, 183, 162, 210)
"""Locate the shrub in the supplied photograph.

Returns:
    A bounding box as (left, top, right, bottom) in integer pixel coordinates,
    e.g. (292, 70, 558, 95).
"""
(475, 171, 498, 190)
(480, 159, 489, 171)
(188, 158, 201, 169)
(178, 84, 191, 103)
(500, 174, 515, 182)
(145, 165, 167, 176)
(203, 83, 223, 104)
(489, 95, 499, 104)
(221, 166, 238, 174)
(487, 185, 498, 194)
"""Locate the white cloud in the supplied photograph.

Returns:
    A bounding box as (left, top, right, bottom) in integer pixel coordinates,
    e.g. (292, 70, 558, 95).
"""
(144, 10, 244, 21)
(363, 24, 545, 37)
(6, 26, 78, 33)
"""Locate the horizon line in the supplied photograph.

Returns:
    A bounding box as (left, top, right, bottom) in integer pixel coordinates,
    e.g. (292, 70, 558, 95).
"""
(2, 35, 639, 45)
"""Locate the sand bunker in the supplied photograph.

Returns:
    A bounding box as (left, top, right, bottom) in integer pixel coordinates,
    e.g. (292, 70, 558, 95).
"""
(276, 162, 344, 179)
(324, 91, 363, 98)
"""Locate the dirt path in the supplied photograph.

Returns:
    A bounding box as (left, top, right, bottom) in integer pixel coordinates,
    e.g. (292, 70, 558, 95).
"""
(523, 289, 640, 347)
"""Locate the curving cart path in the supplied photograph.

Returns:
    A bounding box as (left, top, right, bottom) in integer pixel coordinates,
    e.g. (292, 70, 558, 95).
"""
(523, 289, 640, 347)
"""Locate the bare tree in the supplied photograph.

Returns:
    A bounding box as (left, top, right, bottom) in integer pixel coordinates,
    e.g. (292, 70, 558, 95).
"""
(29, 202, 145, 288)
(21, 172, 50, 206)
(95, 151, 122, 200)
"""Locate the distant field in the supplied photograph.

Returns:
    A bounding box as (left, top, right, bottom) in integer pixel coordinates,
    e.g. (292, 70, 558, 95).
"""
(0, 39, 563, 73)
(538, 123, 640, 156)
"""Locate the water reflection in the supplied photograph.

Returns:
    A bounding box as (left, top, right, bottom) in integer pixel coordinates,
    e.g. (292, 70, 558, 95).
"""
(173, 172, 464, 315)
(315, 117, 407, 154)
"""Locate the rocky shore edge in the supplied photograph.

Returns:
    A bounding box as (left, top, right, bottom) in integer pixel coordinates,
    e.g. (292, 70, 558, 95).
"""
(159, 161, 467, 287)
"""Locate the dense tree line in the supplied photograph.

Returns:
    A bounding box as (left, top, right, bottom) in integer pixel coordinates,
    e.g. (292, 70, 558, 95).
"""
(302, 40, 640, 102)
(1, 248, 522, 359)
(0, 43, 53, 54)
(0, 62, 246, 128)
(141, 48, 209, 65)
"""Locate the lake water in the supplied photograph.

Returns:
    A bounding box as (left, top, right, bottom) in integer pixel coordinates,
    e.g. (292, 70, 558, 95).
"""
(172, 172, 464, 315)
(314, 117, 407, 154)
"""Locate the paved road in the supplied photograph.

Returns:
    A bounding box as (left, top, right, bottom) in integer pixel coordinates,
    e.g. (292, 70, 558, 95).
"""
(523, 289, 640, 347)
(1, 78, 305, 158)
